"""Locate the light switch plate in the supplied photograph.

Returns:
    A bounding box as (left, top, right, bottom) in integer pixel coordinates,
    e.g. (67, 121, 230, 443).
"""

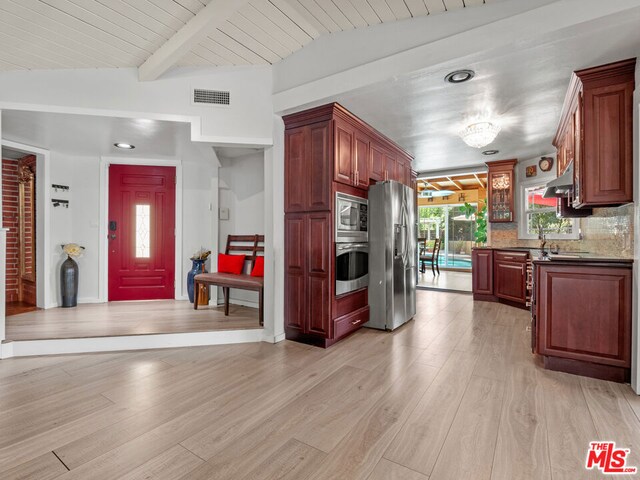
(219, 207, 230, 220)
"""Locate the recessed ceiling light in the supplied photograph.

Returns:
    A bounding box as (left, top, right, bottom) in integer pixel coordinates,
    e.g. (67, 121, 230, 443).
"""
(114, 143, 135, 149)
(482, 149, 500, 156)
(444, 69, 475, 84)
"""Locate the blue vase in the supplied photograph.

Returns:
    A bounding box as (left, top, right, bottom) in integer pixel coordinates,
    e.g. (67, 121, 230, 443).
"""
(187, 259, 206, 303)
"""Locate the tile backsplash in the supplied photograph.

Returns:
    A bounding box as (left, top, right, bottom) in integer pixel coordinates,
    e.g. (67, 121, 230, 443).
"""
(489, 204, 635, 258)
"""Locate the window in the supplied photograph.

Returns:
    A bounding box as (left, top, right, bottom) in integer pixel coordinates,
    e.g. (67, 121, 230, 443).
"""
(135, 204, 151, 258)
(519, 183, 578, 240)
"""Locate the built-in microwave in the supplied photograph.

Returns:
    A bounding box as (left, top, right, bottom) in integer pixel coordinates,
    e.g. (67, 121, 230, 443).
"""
(335, 242, 369, 296)
(335, 192, 368, 243)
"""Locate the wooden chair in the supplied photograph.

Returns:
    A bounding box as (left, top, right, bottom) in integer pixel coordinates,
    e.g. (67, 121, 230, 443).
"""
(193, 234, 264, 326)
(420, 238, 442, 275)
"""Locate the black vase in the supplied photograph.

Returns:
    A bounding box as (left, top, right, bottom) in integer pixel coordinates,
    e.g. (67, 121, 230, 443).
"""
(60, 255, 79, 308)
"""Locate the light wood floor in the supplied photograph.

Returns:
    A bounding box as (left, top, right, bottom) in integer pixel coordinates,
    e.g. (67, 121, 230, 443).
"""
(5, 300, 260, 341)
(1, 290, 639, 480)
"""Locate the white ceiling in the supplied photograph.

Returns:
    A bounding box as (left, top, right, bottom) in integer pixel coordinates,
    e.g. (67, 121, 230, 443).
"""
(335, 11, 640, 172)
(0, 110, 208, 159)
(0, 0, 489, 72)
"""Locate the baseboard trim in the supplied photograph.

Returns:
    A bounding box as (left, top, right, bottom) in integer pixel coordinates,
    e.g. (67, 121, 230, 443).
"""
(0, 329, 265, 358)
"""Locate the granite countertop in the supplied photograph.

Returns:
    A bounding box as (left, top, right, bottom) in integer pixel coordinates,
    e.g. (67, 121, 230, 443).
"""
(472, 246, 633, 265)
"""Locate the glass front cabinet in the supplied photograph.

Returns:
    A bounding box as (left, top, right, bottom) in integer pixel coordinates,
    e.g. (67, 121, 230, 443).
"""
(486, 159, 517, 223)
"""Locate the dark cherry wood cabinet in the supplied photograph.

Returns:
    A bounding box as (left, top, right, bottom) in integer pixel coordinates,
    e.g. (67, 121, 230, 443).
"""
(534, 261, 632, 382)
(472, 249, 493, 298)
(284, 212, 332, 340)
(486, 159, 517, 223)
(472, 248, 530, 309)
(369, 143, 386, 182)
(283, 103, 414, 347)
(284, 122, 332, 213)
(494, 251, 528, 304)
(554, 58, 636, 208)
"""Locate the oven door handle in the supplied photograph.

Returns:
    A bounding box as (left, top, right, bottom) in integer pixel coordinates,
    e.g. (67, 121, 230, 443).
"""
(337, 243, 368, 250)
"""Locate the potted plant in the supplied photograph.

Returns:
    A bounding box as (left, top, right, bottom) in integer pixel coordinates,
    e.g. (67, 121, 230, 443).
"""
(463, 202, 488, 246)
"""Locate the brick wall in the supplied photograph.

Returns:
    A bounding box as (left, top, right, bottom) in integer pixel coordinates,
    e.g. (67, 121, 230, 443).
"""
(2, 155, 37, 304)
(2, 158, 19, 302)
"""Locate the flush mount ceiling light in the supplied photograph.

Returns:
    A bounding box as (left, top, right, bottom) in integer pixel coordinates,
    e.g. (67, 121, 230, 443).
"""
(444, 69, 475, 84)
(459, 122, 501, 149)
(420, 189, 455, 198)
(482, 149, 500, 156)
(114, 143, 135, 149)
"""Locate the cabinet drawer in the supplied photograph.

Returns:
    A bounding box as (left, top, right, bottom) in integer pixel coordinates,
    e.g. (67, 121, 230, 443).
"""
(495, 251, 528, 263)
(334, 306, 369, 340)
(334, 287, 368, 318)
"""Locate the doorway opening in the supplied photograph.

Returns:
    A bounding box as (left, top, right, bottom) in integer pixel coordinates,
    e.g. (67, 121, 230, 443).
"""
(415, 172, 487, 292)
(2, 148, 39, 316)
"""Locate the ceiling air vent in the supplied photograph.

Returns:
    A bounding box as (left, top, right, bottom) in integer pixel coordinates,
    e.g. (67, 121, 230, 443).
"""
(193, 88, 230, 106)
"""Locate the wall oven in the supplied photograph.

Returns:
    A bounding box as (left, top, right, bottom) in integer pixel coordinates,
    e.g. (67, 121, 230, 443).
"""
(335, 242, 369, 296)
(335, 192, 368, 243)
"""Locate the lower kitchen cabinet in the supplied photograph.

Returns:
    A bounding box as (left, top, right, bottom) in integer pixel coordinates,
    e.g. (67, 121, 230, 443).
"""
(494, 251, 528, 304)
(472, 248, 531, 308)
(284, 212, 332, 344)
(534, 261, 632, 382)
(472, 249, 493, 298)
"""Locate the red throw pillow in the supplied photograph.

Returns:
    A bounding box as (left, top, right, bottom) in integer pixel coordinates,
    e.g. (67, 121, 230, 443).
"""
(218, 253, 245, 274)
(251, 256, 264, 277)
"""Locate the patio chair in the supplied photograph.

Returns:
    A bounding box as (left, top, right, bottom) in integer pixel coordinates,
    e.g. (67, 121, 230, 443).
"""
(420, 238, 442, 275)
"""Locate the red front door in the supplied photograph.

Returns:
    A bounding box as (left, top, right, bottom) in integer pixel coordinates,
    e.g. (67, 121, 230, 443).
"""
(108, 165, 176, 301)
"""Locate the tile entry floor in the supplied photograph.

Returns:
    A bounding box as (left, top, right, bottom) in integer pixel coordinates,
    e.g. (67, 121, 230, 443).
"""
(417, 269, 472, 292)
(0, 290, 638, 479)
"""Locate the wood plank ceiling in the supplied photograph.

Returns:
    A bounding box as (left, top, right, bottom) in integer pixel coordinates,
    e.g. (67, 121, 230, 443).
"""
(0, 0, 489, 71)
(418, 172, 487, 192)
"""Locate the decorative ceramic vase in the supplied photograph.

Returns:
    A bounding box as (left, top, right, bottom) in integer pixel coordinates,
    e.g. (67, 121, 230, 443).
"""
(60, 255, 79, 308)
(187, 259, 206, 303)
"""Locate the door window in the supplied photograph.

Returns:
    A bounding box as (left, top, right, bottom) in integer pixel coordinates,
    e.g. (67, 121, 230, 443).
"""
(135, 204, 151, 258)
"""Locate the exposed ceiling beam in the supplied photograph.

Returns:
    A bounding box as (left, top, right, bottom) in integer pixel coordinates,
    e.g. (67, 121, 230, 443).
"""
(446, 176, 464, 190)
(474, 173, 485, 188)
(139, 0, 249, 81)
(426, 182, 440, 191)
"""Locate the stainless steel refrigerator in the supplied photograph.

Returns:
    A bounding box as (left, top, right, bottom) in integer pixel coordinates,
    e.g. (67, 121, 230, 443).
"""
(366, 181, 417, 331)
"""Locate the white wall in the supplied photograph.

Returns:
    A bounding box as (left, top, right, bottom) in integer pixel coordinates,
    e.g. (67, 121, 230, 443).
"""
(217, 151, 265, 307)
(0, 67, 273, 146)
(28, 145, 217, 307)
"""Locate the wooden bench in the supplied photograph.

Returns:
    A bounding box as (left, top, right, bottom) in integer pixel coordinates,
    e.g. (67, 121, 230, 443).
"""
(193, 235, 264, 326)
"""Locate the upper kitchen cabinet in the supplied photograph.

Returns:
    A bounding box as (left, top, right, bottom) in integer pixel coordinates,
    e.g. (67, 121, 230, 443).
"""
(554, 58, 636, 208)
(284, 121, 332, 212)
(335, 119, 370, 189)
(486, 159, 517, 223)
(283, 103, 414, 202)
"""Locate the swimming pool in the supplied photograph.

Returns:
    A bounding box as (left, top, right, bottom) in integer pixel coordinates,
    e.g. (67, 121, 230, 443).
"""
(438, 257, 472, 269)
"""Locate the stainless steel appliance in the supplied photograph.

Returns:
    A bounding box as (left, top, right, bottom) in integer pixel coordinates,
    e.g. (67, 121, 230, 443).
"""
(366, 181, 417, 330)
(335, 242, 369, 296)
(335, 192, 368, 243)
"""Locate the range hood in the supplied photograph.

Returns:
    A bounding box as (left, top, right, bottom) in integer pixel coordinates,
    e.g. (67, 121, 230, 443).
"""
(542, 163, 573, 198)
